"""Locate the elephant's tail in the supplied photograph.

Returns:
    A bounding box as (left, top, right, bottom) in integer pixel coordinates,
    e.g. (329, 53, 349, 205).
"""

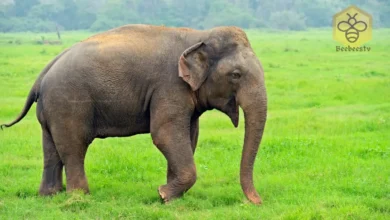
(1, 48, 70, 130)
(0, 86, 37, 130)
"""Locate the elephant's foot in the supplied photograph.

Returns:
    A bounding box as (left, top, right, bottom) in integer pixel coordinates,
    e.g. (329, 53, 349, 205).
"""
(158, 173, 196, 203)
(64, 163, 90, 194)
(65, 176, 90, 194)
(39, 128, 64, 196)
(158, 185, 184, 203)
(66, 187, 90, 194)
(39, 161, 64, 196)
(158, 185, 169, 203)
(39, 184, 64, 196)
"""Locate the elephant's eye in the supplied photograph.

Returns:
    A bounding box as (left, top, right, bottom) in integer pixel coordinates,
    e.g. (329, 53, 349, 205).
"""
(231, 71, 241, 79)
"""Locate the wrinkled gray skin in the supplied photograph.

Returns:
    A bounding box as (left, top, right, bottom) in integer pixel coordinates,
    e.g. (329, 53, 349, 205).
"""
(1, 25, 267, 204)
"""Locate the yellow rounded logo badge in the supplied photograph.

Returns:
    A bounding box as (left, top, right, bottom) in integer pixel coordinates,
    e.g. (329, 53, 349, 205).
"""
(333, 5, 372, 47)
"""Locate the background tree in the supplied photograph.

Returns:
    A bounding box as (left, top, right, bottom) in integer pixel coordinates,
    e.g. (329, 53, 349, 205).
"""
(0, 0, 387, 32)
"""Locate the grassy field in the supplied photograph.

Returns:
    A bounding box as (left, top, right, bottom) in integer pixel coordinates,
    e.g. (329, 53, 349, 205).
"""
(0, 28, 389, 219)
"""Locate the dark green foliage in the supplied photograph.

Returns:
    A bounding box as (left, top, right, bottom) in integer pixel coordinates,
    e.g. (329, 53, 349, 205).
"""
(0, 0, 388, 31)
(269, 10, 306, 31)
(10, 0, 40, 17)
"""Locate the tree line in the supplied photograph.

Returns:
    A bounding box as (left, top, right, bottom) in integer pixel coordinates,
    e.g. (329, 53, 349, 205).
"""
(0, 0, 389, 32)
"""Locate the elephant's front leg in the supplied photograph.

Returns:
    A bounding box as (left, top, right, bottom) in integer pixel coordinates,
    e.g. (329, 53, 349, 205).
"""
(151, 117, 196, 203)
(167, 118, 199, 183)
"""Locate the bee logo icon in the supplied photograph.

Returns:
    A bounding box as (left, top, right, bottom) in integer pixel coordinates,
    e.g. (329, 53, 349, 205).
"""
(337, 13, 368, 43)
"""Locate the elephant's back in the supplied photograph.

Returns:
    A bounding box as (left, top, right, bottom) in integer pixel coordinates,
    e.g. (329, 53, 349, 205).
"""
(83, 24, 197, 44)
(39, 24, 194, 104)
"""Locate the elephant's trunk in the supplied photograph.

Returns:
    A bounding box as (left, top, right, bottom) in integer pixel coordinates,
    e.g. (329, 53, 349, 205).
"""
(238, 86, 267, 204)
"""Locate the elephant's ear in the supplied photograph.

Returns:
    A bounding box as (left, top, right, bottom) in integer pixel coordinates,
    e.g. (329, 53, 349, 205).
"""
(178, 42, 209, 91)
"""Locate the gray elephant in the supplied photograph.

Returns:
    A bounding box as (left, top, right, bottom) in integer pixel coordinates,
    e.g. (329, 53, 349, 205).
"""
(1, 24, 267, 204)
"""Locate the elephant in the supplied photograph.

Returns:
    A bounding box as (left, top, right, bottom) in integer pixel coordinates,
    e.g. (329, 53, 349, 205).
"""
(1, 24, 267, 204)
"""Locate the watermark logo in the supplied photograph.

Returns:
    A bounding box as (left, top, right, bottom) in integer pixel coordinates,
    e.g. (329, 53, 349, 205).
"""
(333, 5, 372, 52)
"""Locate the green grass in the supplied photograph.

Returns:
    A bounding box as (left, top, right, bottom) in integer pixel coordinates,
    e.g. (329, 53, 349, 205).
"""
(0, 29, 389, 219)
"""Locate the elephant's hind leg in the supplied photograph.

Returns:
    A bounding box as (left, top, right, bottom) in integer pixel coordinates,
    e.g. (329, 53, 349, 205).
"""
(62, 150, 89, 194)
(51, 126, 91, 194)
(39, 126, 64, 195)
(46, 109, 93, 194)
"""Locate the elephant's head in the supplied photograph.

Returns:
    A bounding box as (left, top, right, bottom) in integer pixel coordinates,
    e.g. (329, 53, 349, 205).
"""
(179, 27, 267, 204)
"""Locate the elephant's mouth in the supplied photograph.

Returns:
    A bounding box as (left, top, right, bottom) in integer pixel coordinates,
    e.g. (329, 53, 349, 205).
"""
(221, 95, 239, 127)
